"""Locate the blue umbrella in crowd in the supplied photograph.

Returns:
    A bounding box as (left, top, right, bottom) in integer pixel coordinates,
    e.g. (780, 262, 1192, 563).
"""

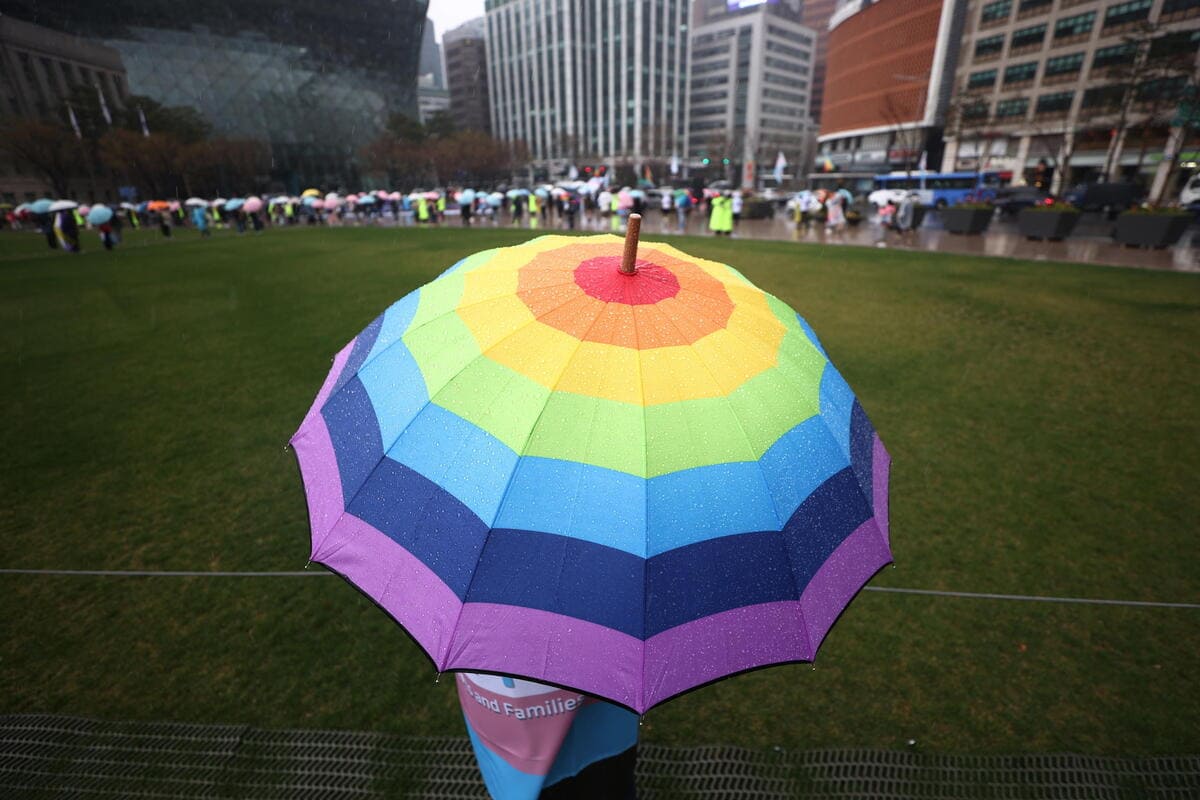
(224, 198, 244, 211)
(356, 194, 377, 206)
(86, 205, 114, 225)
(30, 198, 53, 214)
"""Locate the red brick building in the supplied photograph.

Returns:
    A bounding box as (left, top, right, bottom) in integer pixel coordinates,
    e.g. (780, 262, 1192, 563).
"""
(813, 0, 965, 182)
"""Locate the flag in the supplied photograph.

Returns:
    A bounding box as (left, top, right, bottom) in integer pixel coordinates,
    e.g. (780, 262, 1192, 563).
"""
(822, 156, 835, 173)
(917, 150, 927, 172)
(568, 164, 579, 180)
(66, 102, 82, 139)
(670, 154, 680, 176)
(773, 150, 788, 184)
(643, 163, 654, 184)
(96, 85, 112, 125)
(138, 105, 151, 137)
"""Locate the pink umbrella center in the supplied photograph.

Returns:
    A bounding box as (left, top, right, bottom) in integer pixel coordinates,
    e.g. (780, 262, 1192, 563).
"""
(574, 257, 680, 305)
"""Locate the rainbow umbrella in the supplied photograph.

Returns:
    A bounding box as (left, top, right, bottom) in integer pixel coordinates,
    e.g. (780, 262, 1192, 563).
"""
(291, 223, 892, 714)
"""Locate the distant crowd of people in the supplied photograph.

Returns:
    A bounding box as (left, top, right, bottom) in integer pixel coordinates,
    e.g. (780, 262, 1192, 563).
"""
(8, 180, 913, 255)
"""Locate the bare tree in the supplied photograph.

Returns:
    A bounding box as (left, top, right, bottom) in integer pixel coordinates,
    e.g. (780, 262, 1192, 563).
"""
(0, 120, 86, 197)
(1097, 22, 1197, 181)
(880, 93, 924, 179)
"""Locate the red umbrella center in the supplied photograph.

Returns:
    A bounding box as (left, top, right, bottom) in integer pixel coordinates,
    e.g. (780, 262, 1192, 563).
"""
(574, 257, 681, 305)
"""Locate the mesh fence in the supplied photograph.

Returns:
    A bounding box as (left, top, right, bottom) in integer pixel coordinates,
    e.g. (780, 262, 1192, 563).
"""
(2, 714, 1198, 799)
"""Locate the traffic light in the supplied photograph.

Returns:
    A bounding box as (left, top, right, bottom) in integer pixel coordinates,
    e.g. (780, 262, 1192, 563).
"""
(701, 157, 710, 165)
(722, 158, 730, 165)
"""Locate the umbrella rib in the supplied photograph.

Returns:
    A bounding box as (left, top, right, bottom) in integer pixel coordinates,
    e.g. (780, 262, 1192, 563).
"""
(312, 282, 591, 564)
(631, 286, 651, 715)
(651, 302, 813, 659)
(440, 295, 615, 677)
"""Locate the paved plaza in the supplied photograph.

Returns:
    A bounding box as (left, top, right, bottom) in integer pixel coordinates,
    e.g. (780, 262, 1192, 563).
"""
(505, 209, 1200, 273)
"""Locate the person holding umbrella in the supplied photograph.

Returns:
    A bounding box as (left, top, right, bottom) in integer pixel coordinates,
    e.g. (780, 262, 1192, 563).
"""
(87, 204, 116, 249)
(708, 191, 733, 237)
(456, 671, 639, 799)
(52, 202, 82, 252)
(191, 203, 210, 238)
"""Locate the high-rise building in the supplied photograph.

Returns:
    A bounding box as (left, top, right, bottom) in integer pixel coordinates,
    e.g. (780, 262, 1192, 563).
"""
(814, 0, 967, 185)
(0, 0, 428, 190)
(417, 75, 451, 125)
(686, 0, 817, 185)
(943, 0, 1199, 197)
(485, 0, 690, 166)
(444, 18, 491, 134)
(799, 0, 839, 122)
(419, 18, 445, 90)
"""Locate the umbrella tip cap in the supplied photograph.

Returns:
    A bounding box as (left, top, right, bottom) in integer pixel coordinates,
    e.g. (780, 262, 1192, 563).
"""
(620, 214, 642, 274)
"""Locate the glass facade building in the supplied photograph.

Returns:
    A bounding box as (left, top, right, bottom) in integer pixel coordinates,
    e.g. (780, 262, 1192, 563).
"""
(0, 0, 428, 190)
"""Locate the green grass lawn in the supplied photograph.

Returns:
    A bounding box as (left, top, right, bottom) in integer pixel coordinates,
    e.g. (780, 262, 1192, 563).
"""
(1, 225, 1198, 755)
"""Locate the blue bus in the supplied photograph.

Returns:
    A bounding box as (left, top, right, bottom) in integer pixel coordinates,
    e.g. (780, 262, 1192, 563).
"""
(870, 171, 1012, 208)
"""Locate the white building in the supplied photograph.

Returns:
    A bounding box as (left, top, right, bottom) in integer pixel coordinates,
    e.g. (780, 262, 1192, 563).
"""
(484, 0, 690, 166)
(686, 0, 818, 184)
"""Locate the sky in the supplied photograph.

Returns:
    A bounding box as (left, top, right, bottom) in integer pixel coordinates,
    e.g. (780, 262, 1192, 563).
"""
(426, 0, 486, 42)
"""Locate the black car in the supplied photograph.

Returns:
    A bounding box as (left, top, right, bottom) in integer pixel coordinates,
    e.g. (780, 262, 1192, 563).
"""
(992, 186, 1052, 215)
(1063, 182, 1145, 216)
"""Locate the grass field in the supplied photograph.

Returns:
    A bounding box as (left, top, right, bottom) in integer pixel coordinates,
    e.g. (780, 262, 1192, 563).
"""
(1, 225, 1198, 756)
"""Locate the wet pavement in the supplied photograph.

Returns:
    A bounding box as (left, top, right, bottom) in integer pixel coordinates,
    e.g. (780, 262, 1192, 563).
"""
(470, 208, 1200, 273)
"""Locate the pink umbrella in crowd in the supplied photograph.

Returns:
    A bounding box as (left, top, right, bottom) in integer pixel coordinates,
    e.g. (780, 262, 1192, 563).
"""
(243, 196, 263, 214)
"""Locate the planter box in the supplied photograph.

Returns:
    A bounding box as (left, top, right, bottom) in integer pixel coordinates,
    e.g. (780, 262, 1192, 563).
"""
(1113, 213, 1190, 248)
(1018, 208, 1080, 240)
(942, 207, 994, 235)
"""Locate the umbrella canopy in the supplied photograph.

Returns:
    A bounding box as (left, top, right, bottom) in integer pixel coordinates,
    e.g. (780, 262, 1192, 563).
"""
(211, 198, 228, 207)
(324, 193, 342, 207)
(48, 200, 79, 212)
(224, 198, 244, 211)
(243, 197, 264, 213)
(185, 197, 208, 207)
(356, 195, 377, 205)
(271, 195, 291, 205)
(87, 205, 114, 225)
(14, 203, 31, 215)
(310, 199, 326, 209)
(30, 199, 53, 214)
(78, 205, 91, 216)
(291, 232, 893, 715)
(487, 192, 504, 207)
(120, 202, 138, 210)
(302, 188, 321, 198)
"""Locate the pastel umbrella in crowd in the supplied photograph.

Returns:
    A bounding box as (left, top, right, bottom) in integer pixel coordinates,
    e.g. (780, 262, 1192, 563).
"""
(291, 221, 893, 715)
(185, 197, 208, 208)
(302, 188, 321, 198)
(224, 199, 244, 211)
(243, 197, 264, 214)
(86, 205, 113, 225)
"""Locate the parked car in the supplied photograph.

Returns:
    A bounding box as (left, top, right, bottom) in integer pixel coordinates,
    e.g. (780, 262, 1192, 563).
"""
(1064, 182, 1145, 216)
(992, 186, 1053, 216)
(1180, 174, 1200, 211)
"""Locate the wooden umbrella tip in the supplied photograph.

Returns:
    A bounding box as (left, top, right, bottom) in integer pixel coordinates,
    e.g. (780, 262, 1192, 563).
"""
(621, 213, 642, 274)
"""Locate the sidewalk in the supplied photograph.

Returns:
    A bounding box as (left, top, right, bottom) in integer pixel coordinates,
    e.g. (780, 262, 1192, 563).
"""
(512, 209, 1200, 272)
